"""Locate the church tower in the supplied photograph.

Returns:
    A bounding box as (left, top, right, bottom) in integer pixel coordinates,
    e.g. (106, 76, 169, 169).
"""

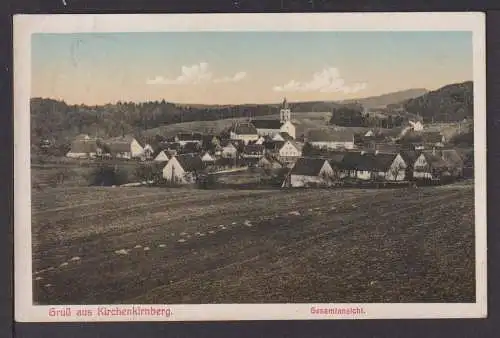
(280, 97, 291, 123)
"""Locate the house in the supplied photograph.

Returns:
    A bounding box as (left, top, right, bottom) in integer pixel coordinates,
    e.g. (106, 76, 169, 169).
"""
(413, 152, 452, 180)
(278, 140, 303, 164)
(409, 120, 424, 131)
(241, 144, 265, 159)
(142, 144, 154, 160)
(229, 122, 259, 144)
(66, 137, 102, 158)
(338, 152, 374, 180)
(221, 142, 238, 158)
(306, 129, 355, 150)
(105, 136, 144, 159)
(175, 132, 203, 146)
(162, 154, 204, 184)
(372, 153, 407, 181)
(154, 150, 169, 162)
(337, 152, 407, 181)
(364, 130, 375, 137)
(201, 151, 216, 163)
(284, 157, 336, 188)
(257, 155, 284, 170)
(428, 149, 464, 177)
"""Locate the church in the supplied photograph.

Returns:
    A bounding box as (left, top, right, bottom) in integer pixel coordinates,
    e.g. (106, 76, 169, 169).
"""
(250, 98, 296, 139)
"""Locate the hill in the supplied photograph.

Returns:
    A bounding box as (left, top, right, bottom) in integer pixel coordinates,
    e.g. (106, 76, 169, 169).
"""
(342, 88, 429, 109)
(399, 81, 473, 123)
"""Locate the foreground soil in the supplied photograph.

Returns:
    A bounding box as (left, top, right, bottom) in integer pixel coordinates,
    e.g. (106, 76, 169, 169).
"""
(31, 181, 475, 304)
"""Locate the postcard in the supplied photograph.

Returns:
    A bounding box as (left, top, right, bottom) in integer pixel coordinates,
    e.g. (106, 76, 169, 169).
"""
(14, 12, 486, 321)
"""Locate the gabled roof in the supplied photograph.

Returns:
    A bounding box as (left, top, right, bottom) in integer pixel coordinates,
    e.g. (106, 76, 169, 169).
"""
(423, 149, 463, 168)
(68, 139, 100, 154)
(420, 152, 449, 169)
(251, 119, 283, 130)
(105, 136, 139, 153)
(263, 140, 285, 150)
(243, 144, 265, 154)
(175, 154, 204, 172)
(400, 150, 419, 165)
(231, 122, 258, 135)
(307, 129, 354, 143)
(290, 158, 329, 176)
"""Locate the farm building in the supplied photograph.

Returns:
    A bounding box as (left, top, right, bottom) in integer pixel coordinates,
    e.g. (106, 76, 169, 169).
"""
(221, 142, 238, 158)
(154, 150, 169, 162)
(162, 154, 204, 184)
(241, 144, 265, 159)
(66, 137, 103, 159)
(338, 152, 407, 181)
(306, 129, 355, 150)
(278, 140, 303, 164)
(229, 122, 259, 144)
(413, 152, 454, 180)
(105, 136, 144, 159)
(175, 132, 203, 146)
(258, 155, 284, 170)
(283, 157, 336, 188)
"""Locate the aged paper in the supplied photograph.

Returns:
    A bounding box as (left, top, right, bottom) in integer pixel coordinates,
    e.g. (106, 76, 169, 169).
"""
(14, 13, 486, 321)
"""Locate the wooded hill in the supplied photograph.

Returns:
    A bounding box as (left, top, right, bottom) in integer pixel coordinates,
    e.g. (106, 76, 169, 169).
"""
(30, 82, 472, 149)
(397, 81, 473, 123)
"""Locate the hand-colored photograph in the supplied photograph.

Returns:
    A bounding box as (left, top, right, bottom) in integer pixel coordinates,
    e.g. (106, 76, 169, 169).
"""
(14, 13, 486, 321)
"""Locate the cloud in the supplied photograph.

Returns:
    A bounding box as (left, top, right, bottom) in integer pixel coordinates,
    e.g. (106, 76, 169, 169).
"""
(273, 67, 367, 94)
(147, 62, 246, 85)
(213, 71, 247, 83)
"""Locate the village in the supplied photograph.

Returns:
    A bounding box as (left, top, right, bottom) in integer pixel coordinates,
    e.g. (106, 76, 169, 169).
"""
(58, 98, 473, 189)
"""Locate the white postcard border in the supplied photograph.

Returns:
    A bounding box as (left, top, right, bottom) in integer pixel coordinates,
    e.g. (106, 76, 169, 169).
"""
(14, 12, 487, 322)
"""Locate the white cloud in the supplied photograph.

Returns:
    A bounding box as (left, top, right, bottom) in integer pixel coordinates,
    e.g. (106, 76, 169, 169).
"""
(213, 71, 247, 83)
(146, 62, 246, 85)
(273, 67, 367, 94)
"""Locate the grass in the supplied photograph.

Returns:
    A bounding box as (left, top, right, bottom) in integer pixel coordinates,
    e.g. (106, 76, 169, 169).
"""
(31, 181, 475, 305)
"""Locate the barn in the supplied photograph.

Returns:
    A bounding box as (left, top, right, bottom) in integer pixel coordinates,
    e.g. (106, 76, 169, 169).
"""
(306, 129, 355, 150)
(105, 136, 144, 159)
(284, 157, 336, 188)
(162, 154, 205, 184)
(413, 152, 451, 180)
(66, 138, 102, 159)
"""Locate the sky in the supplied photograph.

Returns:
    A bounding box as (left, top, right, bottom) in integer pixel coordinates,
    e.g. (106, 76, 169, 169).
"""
(31, 31, 473, 105)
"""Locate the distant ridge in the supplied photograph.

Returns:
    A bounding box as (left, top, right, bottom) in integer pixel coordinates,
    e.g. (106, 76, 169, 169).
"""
(341, 88, 429, 109)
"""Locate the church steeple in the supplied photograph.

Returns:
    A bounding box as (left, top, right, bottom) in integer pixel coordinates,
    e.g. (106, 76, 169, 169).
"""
(280, 97, 291, 123)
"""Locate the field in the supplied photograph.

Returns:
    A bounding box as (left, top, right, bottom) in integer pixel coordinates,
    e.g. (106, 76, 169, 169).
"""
(31, 182, 475, 305)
